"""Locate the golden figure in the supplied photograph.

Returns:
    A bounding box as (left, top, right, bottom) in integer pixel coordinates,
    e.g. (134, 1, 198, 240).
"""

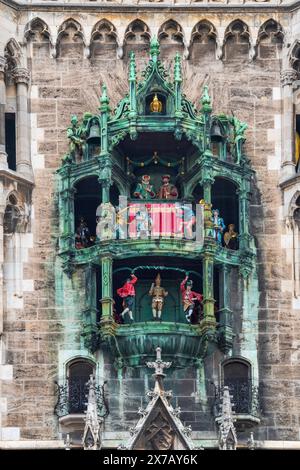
(150, 94, 163, 113)
(149, 273, 168, 320)
(224, 223, 238, 250)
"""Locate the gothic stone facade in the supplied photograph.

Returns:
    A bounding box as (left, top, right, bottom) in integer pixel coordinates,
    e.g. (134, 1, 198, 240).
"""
(1, 0, 300, 450)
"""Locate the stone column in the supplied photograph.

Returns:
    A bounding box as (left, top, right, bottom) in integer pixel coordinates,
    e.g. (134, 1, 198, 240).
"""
(202, 247, 216, 327)
(280, 69, 298, 180)
(100, 256, 113, 319)
(13, 67, 33, 179)
(0, 56, 8, 170)
(218, 263, 234, 353)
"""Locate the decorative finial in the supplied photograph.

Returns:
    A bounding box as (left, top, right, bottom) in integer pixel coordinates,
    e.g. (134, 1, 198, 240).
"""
(100, 84, 109, 105)
(174, 52, 182, 83)
(146, 347, 171, 380)
(218, 386, 237, 451)
(150, 36, 160, 62)
(201, 85, 212, 114)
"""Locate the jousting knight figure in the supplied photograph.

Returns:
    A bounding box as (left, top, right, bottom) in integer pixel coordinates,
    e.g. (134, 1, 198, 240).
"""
(116, 273, 138, 324)
(180, 274, 203, 323)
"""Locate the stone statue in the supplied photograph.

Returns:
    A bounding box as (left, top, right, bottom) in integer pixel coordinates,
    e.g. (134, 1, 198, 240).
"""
(133, 175, 156, 199)
(230, 115, 248, 164)
(67, 115, 83, 162)
(180, 275, 203, 323)
(212, 209, 226, 245)
(149, 273, 168, 321)
(157, 175, 178, 200)
(117, 273, 138, 323)
(224, 223, 238, 250)
(150, 93, 163, 113)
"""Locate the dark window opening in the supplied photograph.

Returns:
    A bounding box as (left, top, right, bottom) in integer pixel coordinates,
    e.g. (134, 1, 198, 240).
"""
(68, 360, 94, 414)
(223, 360, 252, 414)
(5, 113, 16, 171)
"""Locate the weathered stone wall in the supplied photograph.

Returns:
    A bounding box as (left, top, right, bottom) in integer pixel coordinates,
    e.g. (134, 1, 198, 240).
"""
(1, 3, 300, 446)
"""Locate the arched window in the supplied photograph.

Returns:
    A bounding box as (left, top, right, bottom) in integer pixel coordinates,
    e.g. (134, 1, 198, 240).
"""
(292, 196, 300, 297)
(222, 358, 252, 414)
(67, 359, 95, 413)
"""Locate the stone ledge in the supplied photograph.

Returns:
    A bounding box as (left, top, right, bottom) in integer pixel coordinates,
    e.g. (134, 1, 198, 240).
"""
(0, 440, 65, 449)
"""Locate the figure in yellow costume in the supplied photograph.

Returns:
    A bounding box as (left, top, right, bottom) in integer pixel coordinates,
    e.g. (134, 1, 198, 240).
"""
(149, 273, 168, 321)
(295, 131, 300, 172)
(150, 94, 163, 113)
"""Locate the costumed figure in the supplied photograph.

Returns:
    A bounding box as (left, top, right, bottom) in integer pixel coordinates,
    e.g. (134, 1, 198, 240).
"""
(157, 175, 178, 200)
(224, 223, 238, 250)
(133, 175, 156, 199)
(212, 209, 226, 245)
(176, 203, 195, 239)
(230, 115, 248, 164)
(79, 112, 93, 161)
(149, 273, 168, 321)
(67, 115, 83, 162)
(116, 273, 138, 323)
(149, 93, 163, 114)
(75, 217, 91, 248)
(135, 205, 152, 238)
(180, 275, 203, 323)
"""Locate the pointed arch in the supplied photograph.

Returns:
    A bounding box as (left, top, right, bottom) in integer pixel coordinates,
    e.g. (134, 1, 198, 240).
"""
(124, 19, 151, 61)
(24, 17, 51, 43)
(56, 18, 85, 58)
(224, 19, 250, 61)
(256, 19, 283, 60)
(158, 19, 184, 60)
(4, 38, 22, 70)
(190, 20, 217, 63)
(90, 19, 118, 58)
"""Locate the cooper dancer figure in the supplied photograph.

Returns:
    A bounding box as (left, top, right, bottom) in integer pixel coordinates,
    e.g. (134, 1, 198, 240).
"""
(149, 273, 168, 321)
(180, 274, 203, 323)
(117, 273, 138, 323)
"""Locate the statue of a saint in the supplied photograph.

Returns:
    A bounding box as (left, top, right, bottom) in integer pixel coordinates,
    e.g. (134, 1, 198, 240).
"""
(212, 209, 226, 245)
(117, 274, 138, 323)
(149, 273, 168, 321)
(133, 175, 156, 199)
(180, 275, 203, 323)
(157, 175, 178, 200)
(150, 93, 163, 113)
(224, 223, 238, 250)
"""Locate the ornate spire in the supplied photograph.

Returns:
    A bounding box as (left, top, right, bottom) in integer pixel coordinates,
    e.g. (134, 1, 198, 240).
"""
(129, 51, 136, 82)
(174, 52, 182, 83)
(150, 36, 160, 63)
(201, 85, 212, 114)
(82, 375, 103, 450)
(217, 386, 238, 451)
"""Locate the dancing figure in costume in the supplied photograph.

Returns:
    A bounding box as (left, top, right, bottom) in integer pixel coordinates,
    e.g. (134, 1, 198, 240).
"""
(180, 275, 203, 323)
(117, 274, 138, 323)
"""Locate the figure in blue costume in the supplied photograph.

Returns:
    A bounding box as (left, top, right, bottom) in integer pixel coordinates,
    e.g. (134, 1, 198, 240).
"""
(212, 208, 226, 245)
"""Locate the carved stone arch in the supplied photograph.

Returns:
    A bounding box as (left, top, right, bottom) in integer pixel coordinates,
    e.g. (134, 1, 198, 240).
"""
(224, 19, 250, 62)
(289, 190, 300, 219)
(56, 18, 85, 59)
(288, 191, 300, 298)
(124, 19, 151, 62)
(158, 19, 185, 61)
(4, 38, 23, 73)
(190, 20, 217, 64)
(257, 19, 284, 60)
(24, 17, 52, 59)
(290, 40, 300, 73)
(90, 19, 118, 59)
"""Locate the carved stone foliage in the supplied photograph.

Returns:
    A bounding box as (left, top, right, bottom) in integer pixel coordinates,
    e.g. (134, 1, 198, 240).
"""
(145, 410, 175, 450)
(90, 20, 118, 59)
(190, 20, 217, 62)
(57, 18, 85, 58)
(257, 19, 283, 60)
(224, 20, 250, 61)
(4, 39, 22, 73)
